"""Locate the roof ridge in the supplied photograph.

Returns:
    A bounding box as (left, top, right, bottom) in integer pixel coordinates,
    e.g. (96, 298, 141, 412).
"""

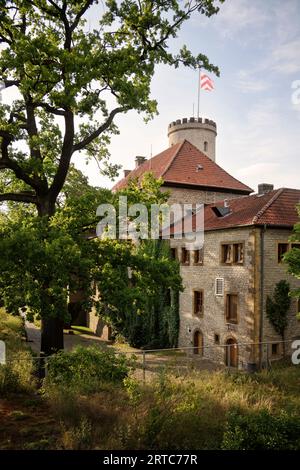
(161, 140, 186, 178)
(252, 188, 285, 224)
(165, 139, 253, 193)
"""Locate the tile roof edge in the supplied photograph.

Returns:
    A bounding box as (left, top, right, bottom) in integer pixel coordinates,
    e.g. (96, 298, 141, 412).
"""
(161, 140, 186, 179)
(252, 188, 285, 224)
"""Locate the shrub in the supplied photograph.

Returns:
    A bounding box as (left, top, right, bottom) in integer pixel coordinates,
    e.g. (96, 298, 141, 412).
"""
(43, 345, 132, 394)
(222, 409, 300, 450)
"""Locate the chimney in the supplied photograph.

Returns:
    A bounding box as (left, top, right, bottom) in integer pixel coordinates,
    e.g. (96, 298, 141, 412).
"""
(258, 183, 274, 195)
(135, 156, 147, 168)
(124, 169, 131, 177)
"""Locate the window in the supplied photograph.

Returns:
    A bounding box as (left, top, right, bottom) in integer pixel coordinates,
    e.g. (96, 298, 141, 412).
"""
(271, 343, 279, 356)
(214, 333, 220, 344)
(204, 141, 208, 152)
(181, 247, 190, 265)
(193, 290, 203, 316)
(215, 278, 224, 296)
(194, 248, 203, 265)
(297, 298, 300, 314)
(221, 243, 244, 265)
(221, 244, 232, 264)
(170, 248, 177, 260)
(278, 243, 289, 263)
(233, 243, 244, 264)
(225, 294, 238, 324)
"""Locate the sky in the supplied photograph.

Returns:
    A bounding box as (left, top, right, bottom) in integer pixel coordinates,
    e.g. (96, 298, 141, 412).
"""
(78, 0, 300, 193)
(1, 0, 300, 193)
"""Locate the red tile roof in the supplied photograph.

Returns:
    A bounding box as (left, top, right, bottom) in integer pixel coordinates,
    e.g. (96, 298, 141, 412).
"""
(178, 188, 300, 233)
(113, 140, 253, 194)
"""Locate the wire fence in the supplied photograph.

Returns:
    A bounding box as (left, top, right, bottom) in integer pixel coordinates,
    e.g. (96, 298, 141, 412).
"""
(3, 338, 298, 382)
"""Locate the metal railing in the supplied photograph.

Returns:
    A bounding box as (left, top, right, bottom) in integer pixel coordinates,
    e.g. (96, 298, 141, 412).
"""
(2, 338, 297, 383)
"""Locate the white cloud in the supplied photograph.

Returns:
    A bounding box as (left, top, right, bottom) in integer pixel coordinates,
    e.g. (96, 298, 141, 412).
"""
(212, 0, 269, 39)
(236, 70, 270, 93)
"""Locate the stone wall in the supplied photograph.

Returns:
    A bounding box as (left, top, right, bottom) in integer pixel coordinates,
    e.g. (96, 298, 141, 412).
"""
(171, 227, 256, 369)
(171, 226, 300, 368)
(261, 228, 300, 360)
(161, 186, 246, 208)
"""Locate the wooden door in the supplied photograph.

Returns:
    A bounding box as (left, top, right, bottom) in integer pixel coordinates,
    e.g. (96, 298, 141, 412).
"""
(225, 338, 238, 367)
(193, 331, 203, 356)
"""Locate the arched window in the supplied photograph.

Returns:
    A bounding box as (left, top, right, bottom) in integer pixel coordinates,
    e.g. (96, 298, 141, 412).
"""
(204, 141, 208, 152)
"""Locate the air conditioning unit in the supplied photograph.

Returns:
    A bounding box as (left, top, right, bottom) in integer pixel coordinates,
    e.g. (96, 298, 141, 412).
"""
(215, 278, 224, 296)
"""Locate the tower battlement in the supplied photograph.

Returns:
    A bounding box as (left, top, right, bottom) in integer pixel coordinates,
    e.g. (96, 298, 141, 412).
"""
(168, 117, 217, 161)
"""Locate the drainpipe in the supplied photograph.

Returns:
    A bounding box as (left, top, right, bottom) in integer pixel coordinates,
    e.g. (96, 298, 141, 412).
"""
(259, 224, 267, 369)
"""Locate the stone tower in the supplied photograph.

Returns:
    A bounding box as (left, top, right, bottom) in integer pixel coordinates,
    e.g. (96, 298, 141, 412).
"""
(168, 117, 217, 162)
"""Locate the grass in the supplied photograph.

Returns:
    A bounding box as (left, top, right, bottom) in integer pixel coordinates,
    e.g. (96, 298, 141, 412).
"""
(0, 308, 36, 395)
(70, 325, 93, 335)
(1, 308, 300, 450)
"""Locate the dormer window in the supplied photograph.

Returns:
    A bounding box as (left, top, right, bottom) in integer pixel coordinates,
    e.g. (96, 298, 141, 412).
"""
(204, 141, 208, 152)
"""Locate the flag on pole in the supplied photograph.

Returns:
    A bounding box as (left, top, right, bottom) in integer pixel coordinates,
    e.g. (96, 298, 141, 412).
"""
(200, 72, 214, 91)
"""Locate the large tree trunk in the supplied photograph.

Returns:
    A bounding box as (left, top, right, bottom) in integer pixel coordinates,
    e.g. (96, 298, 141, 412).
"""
(41, 316, 64, 356)
(38, 196, 64, 356)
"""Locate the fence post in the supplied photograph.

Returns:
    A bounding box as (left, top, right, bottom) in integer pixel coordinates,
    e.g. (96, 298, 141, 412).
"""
(142, 351, 146, 383)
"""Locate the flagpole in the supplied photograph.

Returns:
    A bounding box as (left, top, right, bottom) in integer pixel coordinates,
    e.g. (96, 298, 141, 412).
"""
(197, 65, 201, 120)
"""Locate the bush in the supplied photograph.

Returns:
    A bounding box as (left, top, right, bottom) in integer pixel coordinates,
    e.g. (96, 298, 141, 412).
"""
(43, 345, 132, 394)
(222, 409, 300, 450)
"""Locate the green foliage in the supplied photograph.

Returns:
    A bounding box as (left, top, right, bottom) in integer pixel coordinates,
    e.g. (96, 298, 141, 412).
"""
(222, 409, 300, 450)
(0, 308, 35, 394)
(284, 204, 300, 302)
(43, 345, 132, 394)
(97, 239, 181, 349)
(266, 280, 291, 339)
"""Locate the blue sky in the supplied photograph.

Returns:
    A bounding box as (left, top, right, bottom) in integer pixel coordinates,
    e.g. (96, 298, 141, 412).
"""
(77, 0, 300, 193)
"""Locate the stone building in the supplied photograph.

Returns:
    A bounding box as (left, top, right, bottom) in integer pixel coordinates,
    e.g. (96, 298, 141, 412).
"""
(113, 117, 253, 207)
(170, 187, 300, 369)
(91, 117, 300, 368)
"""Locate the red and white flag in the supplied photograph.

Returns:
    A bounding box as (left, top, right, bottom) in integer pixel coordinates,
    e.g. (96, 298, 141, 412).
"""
(200, 72, 214, 91)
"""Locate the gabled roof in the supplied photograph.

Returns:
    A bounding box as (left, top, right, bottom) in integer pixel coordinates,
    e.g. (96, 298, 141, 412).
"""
(113, 140, 253, 194)
(175, 188, 300, 233)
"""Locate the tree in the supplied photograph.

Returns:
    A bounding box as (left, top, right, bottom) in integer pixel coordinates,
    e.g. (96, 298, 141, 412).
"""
(284, 204, 300, 312)
(0, 0, 222, 353)
(0, 172, 182, 354)
(266, 280, 291, 355)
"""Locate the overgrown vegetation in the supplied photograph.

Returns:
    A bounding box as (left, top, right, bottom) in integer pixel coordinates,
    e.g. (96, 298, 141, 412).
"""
(0, 308, 35, 394)
(1, 310, 300, 450)
(266, 280, 291, 353)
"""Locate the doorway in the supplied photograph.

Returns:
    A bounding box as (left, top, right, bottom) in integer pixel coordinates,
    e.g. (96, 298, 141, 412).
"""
(225, 338, 238, 367)
(193, 330, 203, 356)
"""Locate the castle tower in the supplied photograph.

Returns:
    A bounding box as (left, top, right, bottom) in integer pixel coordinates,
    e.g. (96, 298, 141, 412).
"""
(168, 117, 217, 162)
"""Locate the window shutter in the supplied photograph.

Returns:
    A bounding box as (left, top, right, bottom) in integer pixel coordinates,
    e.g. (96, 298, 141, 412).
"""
(215, 278, 224, 296)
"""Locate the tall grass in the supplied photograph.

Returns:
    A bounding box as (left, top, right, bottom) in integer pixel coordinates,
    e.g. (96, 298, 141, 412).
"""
(0, 308, 36, 394)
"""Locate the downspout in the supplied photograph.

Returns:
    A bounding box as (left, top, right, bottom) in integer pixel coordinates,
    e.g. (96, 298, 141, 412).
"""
(259, 224, 267, 369)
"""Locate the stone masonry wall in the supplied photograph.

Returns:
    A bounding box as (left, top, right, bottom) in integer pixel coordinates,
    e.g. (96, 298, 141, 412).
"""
(161, 186, 247, 208)
(171, 227, 256, 369)
(261, 228, 300, 360)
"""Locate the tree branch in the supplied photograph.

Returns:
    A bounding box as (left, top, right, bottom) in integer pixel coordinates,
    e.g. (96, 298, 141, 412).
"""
(0, 192, 37, 204)
(34, 101, 66, 116)
(73, 107, 127, 152)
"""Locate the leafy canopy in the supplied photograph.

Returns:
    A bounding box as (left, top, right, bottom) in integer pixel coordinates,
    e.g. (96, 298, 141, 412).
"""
(0, 0, 222, 215)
